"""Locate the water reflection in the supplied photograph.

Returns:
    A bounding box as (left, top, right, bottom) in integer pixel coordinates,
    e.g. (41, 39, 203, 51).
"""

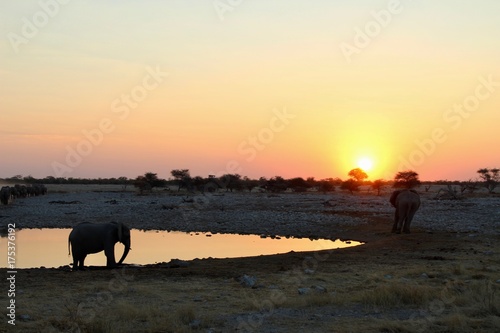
(0, 229, 362, 269)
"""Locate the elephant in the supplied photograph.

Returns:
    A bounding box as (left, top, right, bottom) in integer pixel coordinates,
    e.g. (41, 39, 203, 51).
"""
(1, 186, 11, 205)
(14, 184, 28, 198)
(32, 184, 47, 195)
(68, 222, 131, 270)
(390, 189, 420, 233)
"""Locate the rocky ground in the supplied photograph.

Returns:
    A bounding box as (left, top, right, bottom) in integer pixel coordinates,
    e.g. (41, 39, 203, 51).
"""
(3, 185, 499, 240)
(1, 185, 499, 332)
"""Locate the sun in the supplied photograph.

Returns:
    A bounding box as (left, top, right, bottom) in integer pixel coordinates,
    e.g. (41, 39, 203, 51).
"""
(357, 157, 374, 172)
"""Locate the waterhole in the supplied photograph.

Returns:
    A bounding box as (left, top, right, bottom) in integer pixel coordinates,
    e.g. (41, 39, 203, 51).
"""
(0, 228, 363, 268)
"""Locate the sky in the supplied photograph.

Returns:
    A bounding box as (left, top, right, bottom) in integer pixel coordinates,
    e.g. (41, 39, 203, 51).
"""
(1, 0, 499, 181)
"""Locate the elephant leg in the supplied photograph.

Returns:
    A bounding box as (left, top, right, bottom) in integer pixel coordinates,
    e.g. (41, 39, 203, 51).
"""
(391, 211, 399, 233)
(72, 254, 86, 271)
(402, 218, 411, 233)
(396, 215, 406, 234)
(77, 255, 87, 270)
(105, 247, 116, 268)
(403, 209, 417, 233)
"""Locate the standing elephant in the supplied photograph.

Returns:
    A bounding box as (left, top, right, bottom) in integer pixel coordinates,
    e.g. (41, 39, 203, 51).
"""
(1, 186, 11, 205)
(68, 222, 131, 270)
(390, 189, 420, 233)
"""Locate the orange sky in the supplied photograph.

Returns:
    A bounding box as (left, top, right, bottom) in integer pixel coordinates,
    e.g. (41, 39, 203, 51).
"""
(1, 1, 499, 181)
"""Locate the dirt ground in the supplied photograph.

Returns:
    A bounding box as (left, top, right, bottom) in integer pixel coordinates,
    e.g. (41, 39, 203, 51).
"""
(1, 187, 500, 332)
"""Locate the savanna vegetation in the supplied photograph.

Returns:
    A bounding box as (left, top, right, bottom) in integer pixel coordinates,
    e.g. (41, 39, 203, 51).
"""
(1, 167, 498, 196)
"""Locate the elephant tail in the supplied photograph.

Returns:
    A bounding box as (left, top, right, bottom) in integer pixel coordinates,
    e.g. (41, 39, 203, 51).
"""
(68, 237, 71, 256)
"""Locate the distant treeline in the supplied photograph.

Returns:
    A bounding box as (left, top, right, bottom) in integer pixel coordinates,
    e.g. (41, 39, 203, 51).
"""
(1, 170, 496, 194)
(1, 175, 133, 185)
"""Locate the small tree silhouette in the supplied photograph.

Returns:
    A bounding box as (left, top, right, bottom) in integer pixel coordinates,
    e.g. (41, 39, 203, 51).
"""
(171, 169, 192, 191)
(477, 168, 499, 193)
(318, 178, 337, 193)
(341, 179, 359, 194)
(133, 172, 164, 195)
(371, 179, 385, 196)
(266, 176, 288, 193)
(393, 170, 421, 189)
(341, 168, 368, 194)
(348, 168, 368, 183)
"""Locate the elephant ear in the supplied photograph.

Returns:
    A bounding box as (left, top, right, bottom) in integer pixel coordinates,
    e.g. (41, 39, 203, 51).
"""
(389, 190, 401, 208)
(117, 222, 123, 243)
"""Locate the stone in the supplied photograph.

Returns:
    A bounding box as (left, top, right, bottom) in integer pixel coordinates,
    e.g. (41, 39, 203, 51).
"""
(298, 287, 311, 295)
(189, 319, 201, 329)
(313, 285, 327, 293)
(19, 314, 32, 322)
(240, 275, 257, 288)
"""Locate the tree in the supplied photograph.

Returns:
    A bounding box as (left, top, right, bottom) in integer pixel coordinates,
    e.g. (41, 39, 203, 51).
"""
(342, 168, 368, 194)
(371, 179, 385, 196)
(118, 176, 130, 191)
(133, 172, 164, 195)
(241, 176, 260, 192)
(318, 178, 337, 193)
(477, 168, 499, 193)
(170, 169, 192, 191)
(134, 176, 151, 195)
(348, 168, 368, 183)
(341, 179, 359, 194)
(461, 179, 478, 194)
(266, 176, 288, 193)
(191, 176, 209, 193)
(143, 172, 165, 188)
(288, 177, 309, 192)
(393, 170, 421, 189)
(219, 174, 243, 192)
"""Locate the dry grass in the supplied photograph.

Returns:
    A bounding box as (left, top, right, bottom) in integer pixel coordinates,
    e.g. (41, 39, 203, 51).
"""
(357, 282, 435, 308)
(10, 261, 500, 333)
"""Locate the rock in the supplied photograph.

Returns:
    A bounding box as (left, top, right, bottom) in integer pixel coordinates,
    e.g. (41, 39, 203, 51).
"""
(19, 314, 32, 321)
(298, 287, 311, 295)
(239, 275, 257, 288)
(420, 273, 429, 279)
(304, 269, 315, 275)
(384, 274, 393, 279)
(189, 319, 201, 329)
(298, 285, 327, 295)
(313, 285, 327, 293)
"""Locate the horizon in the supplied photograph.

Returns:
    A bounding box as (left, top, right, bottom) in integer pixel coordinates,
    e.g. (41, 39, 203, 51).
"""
(0, 169, 491, 183)
(1, 1, 499, 182)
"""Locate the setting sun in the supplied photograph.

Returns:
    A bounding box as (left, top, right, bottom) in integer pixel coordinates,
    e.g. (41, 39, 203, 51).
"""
(357, 157, 374, 172)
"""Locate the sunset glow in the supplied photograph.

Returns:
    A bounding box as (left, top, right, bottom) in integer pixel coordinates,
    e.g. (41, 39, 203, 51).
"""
(357, 157, 374, 173)
(1, 1, 499, 181)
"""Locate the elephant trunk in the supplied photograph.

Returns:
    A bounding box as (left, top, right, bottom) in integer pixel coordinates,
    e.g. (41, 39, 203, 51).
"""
(117, 240, 130, 265)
